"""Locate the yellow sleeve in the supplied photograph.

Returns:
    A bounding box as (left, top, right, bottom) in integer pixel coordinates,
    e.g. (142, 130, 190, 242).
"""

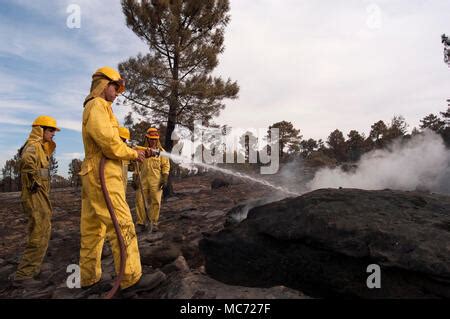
(133, 146, 147, 151)
(161, 155, 170, 175)
(85, 100, 138, 161)
(20, 143, 41, 187)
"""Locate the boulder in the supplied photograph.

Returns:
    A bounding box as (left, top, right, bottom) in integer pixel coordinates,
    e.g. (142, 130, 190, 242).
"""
(140, 244, 182, 268)
(150, 271, 308, 299)
(200, 188, 450, 298)
(161, 255, 190, 274)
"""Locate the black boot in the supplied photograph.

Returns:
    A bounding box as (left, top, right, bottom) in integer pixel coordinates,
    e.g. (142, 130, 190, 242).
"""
(120, 271, 166, 297)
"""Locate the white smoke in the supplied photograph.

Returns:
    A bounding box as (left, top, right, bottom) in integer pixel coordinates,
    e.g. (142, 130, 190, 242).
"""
(276, 158, 312, 194)
(307, 130, 450, 194)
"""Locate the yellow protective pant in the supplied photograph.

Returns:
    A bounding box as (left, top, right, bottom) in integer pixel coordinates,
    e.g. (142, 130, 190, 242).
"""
(16, 189, 52, 279)
(79, 169, 142, 289)
(135, 186, 162, 226)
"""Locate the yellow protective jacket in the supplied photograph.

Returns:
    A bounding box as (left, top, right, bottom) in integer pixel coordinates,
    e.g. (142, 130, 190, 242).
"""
(79, 96, 141, 289)
(20, 126, 55, 195)
(135, 143, 170, 225)
(138, 146, 170, 189)
(80, 97, 138, 177)
(16, 126, 55, 279)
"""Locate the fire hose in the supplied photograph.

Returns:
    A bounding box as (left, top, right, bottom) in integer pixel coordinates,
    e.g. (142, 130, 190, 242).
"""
(98, 148, 159, 299)
(99, 156, 126, 299)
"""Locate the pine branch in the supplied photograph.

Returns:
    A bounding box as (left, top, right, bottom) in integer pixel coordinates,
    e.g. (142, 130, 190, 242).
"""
(127, 9, 171, 59)
(180, 6, 200, 46)
(122, 94, 170, 116)
(179, 57, 206, 81)
(177, 96, 193, 116)
(180, 27, 214, 53)
(157, 27, 174, 72)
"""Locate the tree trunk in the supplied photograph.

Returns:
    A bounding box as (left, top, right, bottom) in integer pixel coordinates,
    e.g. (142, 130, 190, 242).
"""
(163, 49, 180, 198)
(164, 104, 177, 198)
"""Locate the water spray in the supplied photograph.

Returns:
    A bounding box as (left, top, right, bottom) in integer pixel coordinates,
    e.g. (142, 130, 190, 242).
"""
(159, 151, 301, 197)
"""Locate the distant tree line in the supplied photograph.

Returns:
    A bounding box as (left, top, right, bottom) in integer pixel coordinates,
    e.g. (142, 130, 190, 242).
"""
(220, 106, 450, 172)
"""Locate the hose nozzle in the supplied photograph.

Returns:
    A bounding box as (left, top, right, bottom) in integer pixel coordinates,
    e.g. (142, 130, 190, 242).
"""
(148, 148, 160, 157)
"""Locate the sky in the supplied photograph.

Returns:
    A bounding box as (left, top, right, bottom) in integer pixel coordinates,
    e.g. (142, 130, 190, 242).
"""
(0, 0, 449, 178)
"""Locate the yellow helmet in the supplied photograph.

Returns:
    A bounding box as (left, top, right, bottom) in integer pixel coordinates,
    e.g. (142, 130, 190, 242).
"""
(93, 66, 125, 93)
(146, 127, 160, 139)
(32, 115, 61, 131)
(118, 127, 130, 140)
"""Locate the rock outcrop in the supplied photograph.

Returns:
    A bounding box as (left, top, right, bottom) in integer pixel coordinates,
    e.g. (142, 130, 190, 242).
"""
(200, 188, 450, 298)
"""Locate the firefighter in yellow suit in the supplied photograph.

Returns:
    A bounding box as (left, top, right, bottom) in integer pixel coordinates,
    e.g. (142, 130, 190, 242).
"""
(79, 66, 149, 290)
(118, 127, 131, 193)
(14, 116, 60, 285)
(135, 128, 170, 232)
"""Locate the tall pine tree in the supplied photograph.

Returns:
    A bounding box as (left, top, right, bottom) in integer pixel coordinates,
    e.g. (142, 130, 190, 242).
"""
(119, 0, 239, 152)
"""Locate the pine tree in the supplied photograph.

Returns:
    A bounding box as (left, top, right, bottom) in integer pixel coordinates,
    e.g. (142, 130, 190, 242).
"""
(1, 150, 21, 192)
(439, 107, 450, 146)
(327, 129, 347, 162)
(440, 107, 450, 126)
(369, 120, 388, 148)
(68, 159, 83, 188)
(49, 155, 58, 178)
(1, 160, 15, 192)
(300, 138, 318, 159)
(267, 121, 302, 159)
(346, 130, 365, 162)
(419, 114, 445, 133)
(442, 34, 450, 67)
(119, 0, 239, 152)
(386, 115, 408, 139)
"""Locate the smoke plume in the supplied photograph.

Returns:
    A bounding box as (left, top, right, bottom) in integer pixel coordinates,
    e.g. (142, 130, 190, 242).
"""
(307, 130, 450, 194)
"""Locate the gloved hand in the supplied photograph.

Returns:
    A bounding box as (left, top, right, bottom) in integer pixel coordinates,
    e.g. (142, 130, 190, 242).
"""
(145, 148, 160, 158)
(159, 174, 169, 189)
(136, 150, 146, 162)
(29, 181, 40, 194)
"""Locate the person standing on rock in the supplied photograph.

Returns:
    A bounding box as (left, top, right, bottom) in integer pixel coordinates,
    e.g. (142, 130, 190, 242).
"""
(14, 116, 60, 285)
(135, 128, 170, 232)
(79, 66, 159, 292)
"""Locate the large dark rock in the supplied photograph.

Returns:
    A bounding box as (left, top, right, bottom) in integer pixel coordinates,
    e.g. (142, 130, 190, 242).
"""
(211, 178, 230, 189)
(200, 188, 450, 298)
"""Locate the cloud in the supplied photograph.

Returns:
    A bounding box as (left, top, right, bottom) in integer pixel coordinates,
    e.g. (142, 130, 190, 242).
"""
(58, 119, 82, 132)
(1, 0, 450, 181)
(0, 115, 29, 126)
(0, 0, 148, 179)
(60, 152, 84, 160)
(216, 0, 450, 139)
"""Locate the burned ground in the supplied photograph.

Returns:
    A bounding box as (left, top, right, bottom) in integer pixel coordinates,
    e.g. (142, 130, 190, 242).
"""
(0, 175, 306, 299)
